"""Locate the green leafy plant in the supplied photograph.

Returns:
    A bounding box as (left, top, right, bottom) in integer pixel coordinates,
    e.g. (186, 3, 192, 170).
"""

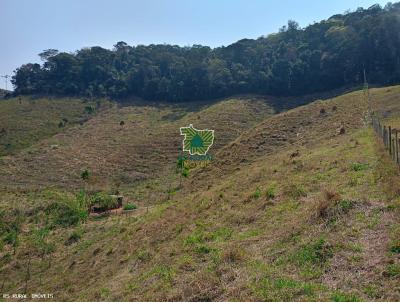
(91, 192, 118, 210)
(182, 167, 189, 178)
(81, 169, 90, 180)
(123, 203, 137, 211)
(45, 191, 90, 227)
(265, 186, 276, 200)
(351, 162, 369, 171)
(252, 187, 262, 199)
(84, 105, 95, 114)
(331, 291, 363, 302)
(292, 238, 333, 267)
(386, 264, 400, 277)
(390, 240, 400, 254)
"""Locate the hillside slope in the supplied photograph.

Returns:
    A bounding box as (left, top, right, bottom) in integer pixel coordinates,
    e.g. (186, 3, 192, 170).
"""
(0, 96, 107, 156)
(0, 87, 400, 301)
(0, 95, 274, 201)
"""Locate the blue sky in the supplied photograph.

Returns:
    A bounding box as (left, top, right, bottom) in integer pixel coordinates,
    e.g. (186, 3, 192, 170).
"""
(0, 0, 390, 90)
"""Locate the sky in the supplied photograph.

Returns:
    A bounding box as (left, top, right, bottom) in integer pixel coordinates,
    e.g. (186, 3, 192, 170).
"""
(0, 0, 391, 90)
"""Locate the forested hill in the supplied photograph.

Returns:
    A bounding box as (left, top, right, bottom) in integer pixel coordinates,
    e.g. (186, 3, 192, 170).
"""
(12, 3, 400, 102)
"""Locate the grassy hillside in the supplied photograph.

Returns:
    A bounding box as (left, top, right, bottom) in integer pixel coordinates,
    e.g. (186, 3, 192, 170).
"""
(0, 96, 274, 203)
(0, 96, 108, 156)
(0, 87, 400, 301)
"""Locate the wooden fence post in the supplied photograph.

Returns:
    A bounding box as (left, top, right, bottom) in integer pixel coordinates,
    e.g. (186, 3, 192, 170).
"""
(389, 126, 392, 154)
(383, 126, 387, 148)
(396, 130, 399, 164)
(392, 138, 396, 161)
(397, 138, 400, 165)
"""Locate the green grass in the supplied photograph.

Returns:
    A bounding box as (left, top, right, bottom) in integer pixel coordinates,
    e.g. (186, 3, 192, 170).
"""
(331, 291, 363, 302)
(351, 162, 370, 171)
(291, 237, 333, 267)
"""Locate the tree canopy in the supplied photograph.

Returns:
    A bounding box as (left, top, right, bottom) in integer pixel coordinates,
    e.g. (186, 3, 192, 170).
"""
(11, 3, 400, 102)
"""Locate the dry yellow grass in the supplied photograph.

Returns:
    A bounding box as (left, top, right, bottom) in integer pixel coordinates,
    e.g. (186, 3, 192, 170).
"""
(1, 87, 400, 301)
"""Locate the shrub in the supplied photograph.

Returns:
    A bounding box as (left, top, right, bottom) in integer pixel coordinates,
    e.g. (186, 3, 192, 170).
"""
(46, 203, 87, 227)
(315, 189, 341, 219)
(123, 203, 137, 211)
(390, 240, 400, 254)
(92, 192, 118, 210)
(292, 238, 333, 267)
(314, 190, 354, 223)
(137, 250, 151, 261)
(81, 169, 90, 180)
(222, 246, 245, 263)
(252, 187, 262, 199)
(195, 244, 212, 254)
(265, 186, 276, 200)
(84, 105, 95, 114)
(45, 192, 90, 228)
(351, 162, 369, 171)
(65, 230, 82, 246)
(182, 167, 189, 178)
(285, 183, 307, 199)
(386, 264, 400, 277)
(3, 230, 18, 245)
(331, 292, 363, 302)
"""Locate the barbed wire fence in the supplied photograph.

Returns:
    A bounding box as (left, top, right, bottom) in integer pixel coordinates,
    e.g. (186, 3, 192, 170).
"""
(371, 114, 400, 165)
(363, 70, 400, 166)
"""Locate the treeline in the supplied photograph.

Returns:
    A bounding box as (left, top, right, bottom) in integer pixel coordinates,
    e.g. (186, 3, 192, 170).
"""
(12, 3, 400, 102)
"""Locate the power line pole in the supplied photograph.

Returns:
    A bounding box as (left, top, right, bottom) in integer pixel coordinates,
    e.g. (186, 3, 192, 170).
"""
(1, 75, 10, 91)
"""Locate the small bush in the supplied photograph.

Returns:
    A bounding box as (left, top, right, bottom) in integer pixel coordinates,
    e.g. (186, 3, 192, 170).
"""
(390, 240, 400, 254)
(46, 203, 87, 227)
(314, 192, 354, 223)
(84, 105, 95, 114)
(222, 246, 245, 263)
(182, 167, 189, 178)
(3, 230, 18, 245)
(92, 192, 118, 210)
(195, 244, 212, 254)
(65, 230, 82, 246)
(81, 169, 90, 180)
(351, 162, 369, 171)
(123, 203, 137, 211)
(120, 120, 125, 126)
(315, 189, 341, 219)
(45, 191, 90, 228)
(265, 186, 276, 200)
(285, 183, 307, 199)
(331, 291, 363, 302)
(137, 250, 151, 261)
(292, 238, 333, 267)
(385, 264, 400, 277)
(252, 187, 262, 199)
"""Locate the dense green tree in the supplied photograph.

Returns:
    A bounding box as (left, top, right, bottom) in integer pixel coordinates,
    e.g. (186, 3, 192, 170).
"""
(11, 3, 400, 102)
